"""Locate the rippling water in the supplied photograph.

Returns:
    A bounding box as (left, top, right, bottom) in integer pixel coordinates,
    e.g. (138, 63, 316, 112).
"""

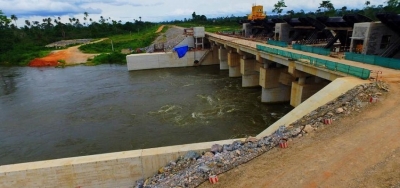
(0, 65, 292, 165)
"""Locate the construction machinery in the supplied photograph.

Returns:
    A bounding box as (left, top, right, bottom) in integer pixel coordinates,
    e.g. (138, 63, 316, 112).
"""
(239, 5, 283, 38)
(247, 5, 266, 21)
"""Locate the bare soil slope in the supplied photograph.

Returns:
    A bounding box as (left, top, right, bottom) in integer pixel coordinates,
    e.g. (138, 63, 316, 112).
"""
(200, 82, 400, 188)
(29, 39, 105, 66)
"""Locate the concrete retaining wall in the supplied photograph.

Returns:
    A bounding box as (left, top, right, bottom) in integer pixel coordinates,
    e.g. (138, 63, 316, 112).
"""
(0, 139, 241, 188)
(257, 77, 370, 138)
(127, 50, 218, 71)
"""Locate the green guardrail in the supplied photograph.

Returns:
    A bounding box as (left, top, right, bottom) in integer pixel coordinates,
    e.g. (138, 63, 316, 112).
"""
(267, 40, 288, 48)
(256, 44, 370, 80)
(292, 44, 331, 56)
(345, 52, 400, 70)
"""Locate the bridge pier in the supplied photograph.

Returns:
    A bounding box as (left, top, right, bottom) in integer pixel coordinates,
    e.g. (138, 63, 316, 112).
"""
(290, 77, 328, 107)
(286, 61, 330, 107)
(227, 51, 241, 77)
(240, 56, 260, 87)
(218, 46, 228, 70)
(259, 66, 291, 103)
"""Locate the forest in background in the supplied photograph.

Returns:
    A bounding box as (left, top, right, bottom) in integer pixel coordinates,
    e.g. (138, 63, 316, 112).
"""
(0, 0, 399, 66)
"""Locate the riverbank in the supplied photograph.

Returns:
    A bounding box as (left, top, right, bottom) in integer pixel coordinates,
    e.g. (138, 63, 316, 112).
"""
(28, 38, 106, 66)
(135, 81, 395, 187)
(200, 82, 400, 188)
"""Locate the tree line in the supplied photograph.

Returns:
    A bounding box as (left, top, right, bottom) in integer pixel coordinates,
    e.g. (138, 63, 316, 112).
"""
(0, 10, 154, 65)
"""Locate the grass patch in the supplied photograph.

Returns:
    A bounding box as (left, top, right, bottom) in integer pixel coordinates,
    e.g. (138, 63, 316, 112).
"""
(90, 52, 127, 65)
(174, 22, 241, 33)
(0, 44, 52, 66)
(79, 25, 160, 54)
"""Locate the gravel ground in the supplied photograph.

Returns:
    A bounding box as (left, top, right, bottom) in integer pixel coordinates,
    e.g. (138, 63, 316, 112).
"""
(146, 26, 186, 53)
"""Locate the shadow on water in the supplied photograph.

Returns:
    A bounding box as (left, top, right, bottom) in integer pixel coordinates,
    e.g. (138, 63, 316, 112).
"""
(0, 65, 292, 165)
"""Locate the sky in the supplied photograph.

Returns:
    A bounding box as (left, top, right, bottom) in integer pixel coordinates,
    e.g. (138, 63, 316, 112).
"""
(1, 0, 387, 27)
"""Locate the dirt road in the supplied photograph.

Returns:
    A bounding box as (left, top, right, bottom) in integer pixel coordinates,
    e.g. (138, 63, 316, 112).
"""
(200, 82, 400, 188)
(155, 25, 165, 33)
(29, 38, 106, 66)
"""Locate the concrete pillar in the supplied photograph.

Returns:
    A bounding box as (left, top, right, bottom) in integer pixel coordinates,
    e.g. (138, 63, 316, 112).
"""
(259, 67, 291, 103)
(278, 71, 296, 86)
(243, 23, 252, 38)
(298, 77, 306, 85)
(240, 58, 260, 87)
(218, 47, 228, 70)
(290, 82, 328, 107)
(259, 67, 283, 88)
(229, 66, 241, 77)
(262, 84, 291, 103)
(275, 23, 293, 43)
(201, 44, 220, 65)
(228, 52, 241, 77)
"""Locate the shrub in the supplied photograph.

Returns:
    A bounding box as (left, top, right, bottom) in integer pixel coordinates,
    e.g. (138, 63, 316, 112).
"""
(91, 52, 127, 65)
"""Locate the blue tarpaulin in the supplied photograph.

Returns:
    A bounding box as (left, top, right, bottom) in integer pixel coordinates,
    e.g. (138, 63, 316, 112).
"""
(174, 45, 189, 58)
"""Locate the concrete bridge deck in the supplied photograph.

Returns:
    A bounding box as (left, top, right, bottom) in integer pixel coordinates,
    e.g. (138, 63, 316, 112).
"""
(206, 32, 400, 83)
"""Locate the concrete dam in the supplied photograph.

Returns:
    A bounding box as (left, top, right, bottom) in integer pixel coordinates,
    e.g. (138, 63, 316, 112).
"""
(2, 29, 399, 187)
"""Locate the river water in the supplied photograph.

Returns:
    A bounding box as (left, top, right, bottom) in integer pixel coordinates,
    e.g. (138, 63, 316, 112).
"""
(0, 65, 292, 165)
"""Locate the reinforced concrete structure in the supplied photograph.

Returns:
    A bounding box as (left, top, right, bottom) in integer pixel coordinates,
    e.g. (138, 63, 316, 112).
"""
(2, 31, 400, 187)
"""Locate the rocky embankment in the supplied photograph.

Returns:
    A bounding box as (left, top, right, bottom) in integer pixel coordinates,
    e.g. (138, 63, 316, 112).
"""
(134, 81, 389, 188)
(146, 27, 186, 53)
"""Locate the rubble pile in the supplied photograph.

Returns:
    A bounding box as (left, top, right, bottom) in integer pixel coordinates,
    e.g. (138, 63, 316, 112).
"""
(135, 82, 388, 188)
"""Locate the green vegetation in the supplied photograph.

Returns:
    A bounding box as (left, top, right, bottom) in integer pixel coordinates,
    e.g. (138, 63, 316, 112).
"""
(90, 52, 127, 65)
(78, 25, 160, 65)
(79, 25, 159, 54)
(175, 22, 241, 33)
(0, 9, 156, 66)
(56, 59, 66, 68)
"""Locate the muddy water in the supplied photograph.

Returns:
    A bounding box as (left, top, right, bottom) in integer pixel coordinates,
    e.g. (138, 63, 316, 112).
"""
(0, 65, 292, 165)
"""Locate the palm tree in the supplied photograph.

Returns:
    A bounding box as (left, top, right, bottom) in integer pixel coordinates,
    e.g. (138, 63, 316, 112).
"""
(10, 14, 17, 27)
(46, 17, 52, 28)
(84, 11, 88, 25)
(139, 16, 142, 21)
(25, 20, 30, 27)
(272, 0, 287, 16)
(341, 6, 347, 15)
(319, 0, 335, 12)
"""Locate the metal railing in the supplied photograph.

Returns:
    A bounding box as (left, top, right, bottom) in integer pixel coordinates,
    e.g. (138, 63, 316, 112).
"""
(257, 44, 371, 79)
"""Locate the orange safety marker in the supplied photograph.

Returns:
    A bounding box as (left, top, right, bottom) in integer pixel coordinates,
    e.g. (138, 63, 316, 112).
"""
(323, 119, 333, 125)
(209, 175, 219, 184)
(370, 97, 378, 103)
(279, 139, 288, 149)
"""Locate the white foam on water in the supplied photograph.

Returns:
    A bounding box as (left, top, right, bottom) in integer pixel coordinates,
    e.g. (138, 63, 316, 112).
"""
(206, 96, 214, 105)
(182, 84, 194, 87)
